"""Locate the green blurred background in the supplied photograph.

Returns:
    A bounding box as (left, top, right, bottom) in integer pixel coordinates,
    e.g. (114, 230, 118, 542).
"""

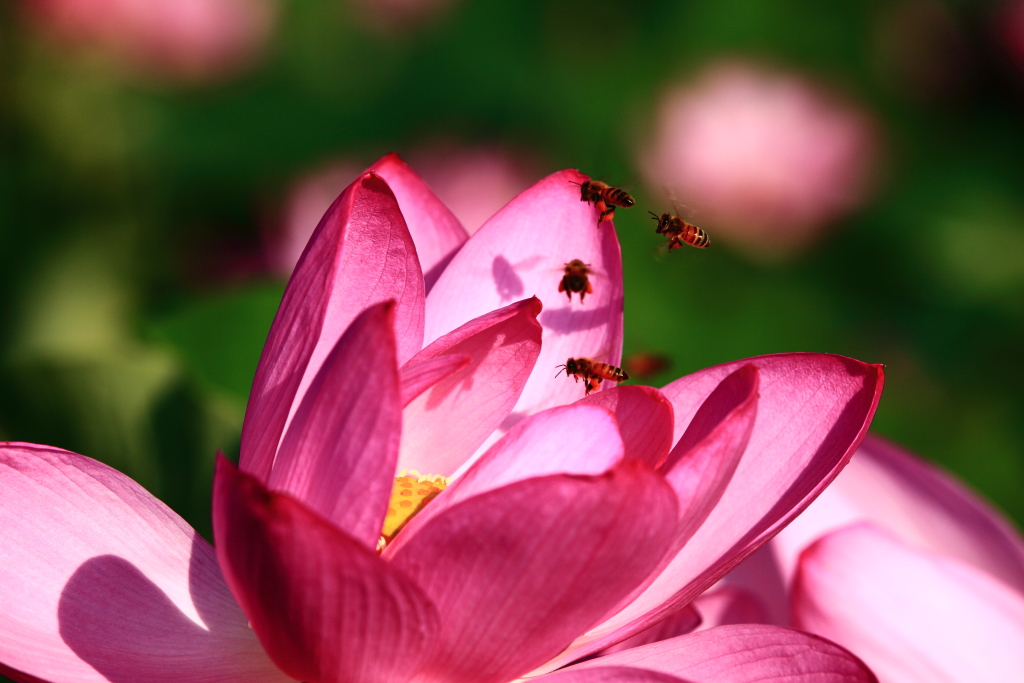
(1, 0, 1023, 552)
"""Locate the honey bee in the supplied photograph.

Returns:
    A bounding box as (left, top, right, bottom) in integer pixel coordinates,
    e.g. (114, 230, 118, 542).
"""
(649, 211, 710, 249)
(556, 357, 629, 395)
(578, 180, 635, 226)
(559, 259, 594, 303)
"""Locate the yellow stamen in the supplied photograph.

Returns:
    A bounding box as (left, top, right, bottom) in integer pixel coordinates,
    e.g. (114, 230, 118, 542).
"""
(378, 469, 450, 551)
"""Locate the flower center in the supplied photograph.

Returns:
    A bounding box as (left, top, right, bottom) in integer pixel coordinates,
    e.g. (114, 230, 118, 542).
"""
(377, 470, 450, 551)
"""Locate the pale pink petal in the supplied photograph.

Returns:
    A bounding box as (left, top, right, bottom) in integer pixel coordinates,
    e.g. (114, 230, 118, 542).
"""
(398, 297, 543, 477)
(389, 462, 678, 683)
(387, 403, 624, 545)
(400, 353, 471, 405)
(266, 301, 400, 548)
(577, 385, 675, 469)
(424, 169, 624, 427)
(568, 624, 876, 683)
(0, 443, 285, 683)
(543, 354, 882, 669)
(212, 456, 439, 683)
(794, 523, 1024, 683)
(773, 433, 1024, 594)
(691, 586, 768, 631)
(369, 152, 469, 291)
(539, 666, 690, 683)
(240, 172, 425, 482)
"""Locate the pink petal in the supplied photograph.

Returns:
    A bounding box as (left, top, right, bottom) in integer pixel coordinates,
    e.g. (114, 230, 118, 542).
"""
(567, 624, 877, 683)
(424, 169, 624, 426)
(595, 607, 701, 657)
(240, 172, 425, 482)
(389, 461, 678, 683)
(0, 443, 285, 683)
(539, 666, 688, 683)
(577, 385, 675, 469)
(773, 433, 1024, 595)
(266, 301, 400, 548)
(387, 403, 625, 544)
(793, 523, 1024, 683)
(369, 152, 469, 291)
(690, 586, 768, 632)
(546, 354, 882, 668)
(582, 366, 758, 645)
(398, 297, 543, 477)
(212, 456, 439, 683)
(400, 353, 472, 406)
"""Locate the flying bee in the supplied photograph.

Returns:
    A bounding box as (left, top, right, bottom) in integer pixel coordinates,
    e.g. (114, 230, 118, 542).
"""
(556, 357, 630, 395)
(577, 180, 635, 226)
(558, 259, 594, 303)
(649, 211, 710, 250)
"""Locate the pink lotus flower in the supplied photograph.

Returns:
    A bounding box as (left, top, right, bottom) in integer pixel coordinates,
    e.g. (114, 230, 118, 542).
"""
(23, 0, 277, 81)
(721, 435, 1024, 682)
(641, 62, 878, 259)
(0, 153, 884, 683)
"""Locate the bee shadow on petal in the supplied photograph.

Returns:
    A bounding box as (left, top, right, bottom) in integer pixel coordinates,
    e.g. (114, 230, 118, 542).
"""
(491, 255, 524, 302)
(538, 298, 623, 336)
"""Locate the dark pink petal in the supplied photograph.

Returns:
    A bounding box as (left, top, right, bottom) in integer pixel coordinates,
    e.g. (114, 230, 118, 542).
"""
(566, 624, 877, 683)
(794, 523, 1024, 683)
(398, 297, 543, 477)
(545, 354, 882, 668)
(577, 385, 675, 469)
(773, 433, 1024, 595)
(389, 462, 678, 683)
(400, 353, 471, 406)
(424, 169, 624, 426)
(691, 586, 768, 632)
(240, 172, 425, 482)
(212, 456, 439, 683)
(0, 443, 285, 683)
(388, 403, 624, 543)
(266, 301, 400, 548)
(539, 666, 689, 683)
(369, 152, 469, 291)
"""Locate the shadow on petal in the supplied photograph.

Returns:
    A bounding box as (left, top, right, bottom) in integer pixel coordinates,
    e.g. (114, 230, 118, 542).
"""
(59, 554, 248, 683)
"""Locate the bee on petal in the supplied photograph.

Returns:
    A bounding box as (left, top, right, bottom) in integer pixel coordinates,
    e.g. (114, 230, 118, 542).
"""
(558, 259, 594, 303)
(578, 180, 635, 226)
(556, 357, 629, 395)
(650, 211, 710, 250)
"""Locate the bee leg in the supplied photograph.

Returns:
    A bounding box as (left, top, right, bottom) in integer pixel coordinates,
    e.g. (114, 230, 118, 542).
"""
(600, 206, 615, 224)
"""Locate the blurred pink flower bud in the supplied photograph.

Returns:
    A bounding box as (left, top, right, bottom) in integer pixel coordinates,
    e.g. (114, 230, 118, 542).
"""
(24, 0, 277, 81)
(641, 63, 879, 259)
(268, 147, 534, 277)
(997, 1, 1024, 74)
(407, 143, 537, 235)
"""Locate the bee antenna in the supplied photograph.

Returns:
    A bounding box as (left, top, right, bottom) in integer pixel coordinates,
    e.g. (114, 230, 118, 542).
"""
(554, 364, 567, 378)
(648, 211, 659, 219)
(567, 180, 581, 187)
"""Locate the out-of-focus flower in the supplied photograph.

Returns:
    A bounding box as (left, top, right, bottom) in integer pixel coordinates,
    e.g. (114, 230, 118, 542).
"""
(997, 1, 1024, 75)
(267, 161, 363, 277)
(269, 147, 533, 278)
(721, 435, 1024, 682)
(406, 143, 537, 235)
(23, 0, 277, 82)
(641, 62, 878, 259)
(0, 153, 883, 683)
